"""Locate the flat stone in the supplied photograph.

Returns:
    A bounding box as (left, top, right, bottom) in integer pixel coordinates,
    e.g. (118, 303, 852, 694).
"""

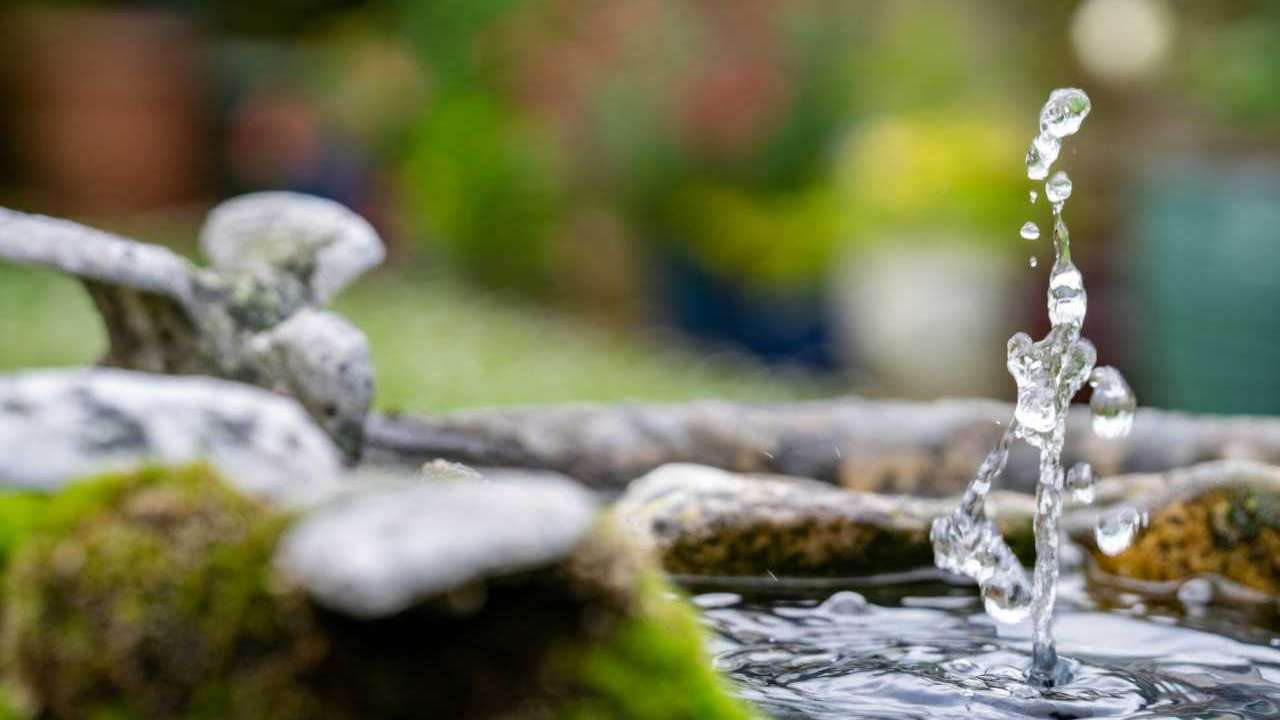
(0, 368, 344, 507)
(616, 463, 1037, 577)
(275, 474, 600, 618)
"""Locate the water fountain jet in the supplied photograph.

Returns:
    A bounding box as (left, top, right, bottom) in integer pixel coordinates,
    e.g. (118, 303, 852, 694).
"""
(930, 87, 1138, 688)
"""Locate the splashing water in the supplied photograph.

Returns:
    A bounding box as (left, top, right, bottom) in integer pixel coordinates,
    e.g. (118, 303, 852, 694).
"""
(931, 88, 1141, 688)
(700, 578, 1280, 719)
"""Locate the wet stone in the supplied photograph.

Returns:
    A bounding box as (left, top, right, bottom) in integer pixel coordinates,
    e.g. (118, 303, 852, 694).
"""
(0, 368, 344, 507)
(616, 463, 1036, 578)
(1066, 460, 1280, 595)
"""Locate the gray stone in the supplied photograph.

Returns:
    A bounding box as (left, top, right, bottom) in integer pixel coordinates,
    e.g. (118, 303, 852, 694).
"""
(0, 368, 344, 507)
(367, 398, 1280, 494)
(0, 192, 383, 460)
(275, 474, 599, 619)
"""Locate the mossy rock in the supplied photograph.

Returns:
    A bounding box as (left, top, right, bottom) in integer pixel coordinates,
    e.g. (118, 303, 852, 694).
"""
(618, 463, 1036, 577)
(0, 465, 751, 719)
(1091, 485, 1280, 595)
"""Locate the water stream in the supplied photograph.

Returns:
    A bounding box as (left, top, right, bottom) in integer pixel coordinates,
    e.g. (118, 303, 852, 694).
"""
(689, 88, 1277, 719)
(929, 88, 1138, 686)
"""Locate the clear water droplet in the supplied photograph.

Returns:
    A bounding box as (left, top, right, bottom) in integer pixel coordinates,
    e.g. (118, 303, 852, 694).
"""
(1040, 88, 1092, 139)
(1029, 256, 1038, 268)
(1089, 366, 1136, 439)
(1048, 261, 1087, 328)
(1046, 171, 1073, 205)
(1066, 462, 1094, 504)
(1026, 88, 1089, 181)
(1021, 221, 1041, 240)
(1026, 134, 1061, 181)
(1030, 189, 1039, 204)
(1096, 506, 1142, 556)
(983, 580, 1032, 624)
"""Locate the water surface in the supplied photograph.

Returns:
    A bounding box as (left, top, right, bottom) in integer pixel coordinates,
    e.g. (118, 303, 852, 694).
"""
(692, 562, 1280, 719)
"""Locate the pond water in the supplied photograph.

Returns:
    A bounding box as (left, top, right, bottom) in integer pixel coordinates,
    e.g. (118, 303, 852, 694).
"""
(691, 560, 1280, 719)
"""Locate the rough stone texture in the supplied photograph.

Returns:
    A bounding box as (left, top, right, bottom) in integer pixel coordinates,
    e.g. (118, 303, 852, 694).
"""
(1064, 460, 1280, 595)
(0, 368, 343, 507)
(367, 398, 1280, 494)
(616, 463, 1036, 577)
(275, 476, 600, 619)
(0, 193, 382, 460)
(1, 465, 749, 720)
(199, 192, 384, 305)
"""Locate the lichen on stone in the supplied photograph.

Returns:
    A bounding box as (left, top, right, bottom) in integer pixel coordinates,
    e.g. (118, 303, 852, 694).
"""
(1091, 486, 1280, 595)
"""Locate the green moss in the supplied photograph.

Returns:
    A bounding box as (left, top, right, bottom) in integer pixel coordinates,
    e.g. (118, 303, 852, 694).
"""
(547, 574, 755, 720)
(2, 464, 322, 720)
(1, 466, 756, 720)
(659, 517, 935, 578)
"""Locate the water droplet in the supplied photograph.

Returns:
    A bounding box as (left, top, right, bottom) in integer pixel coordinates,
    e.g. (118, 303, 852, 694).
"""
(1048, 261, 1087, 328)
(1021, 221, 1042, 240)
(1040, 88, 1092, 139)
(1026, 134, 1061, 181)
(1177, 578, 1214, 607)
(1046, 171, 1073, 205)
(1026, 88, 1089, 181)
(1096, 506, 1142, 556)
(1089, 366, 1136, 439)
(1030, 189, 1039, 204)
(982, 580, 1032, 624)
(1029, 256, 1038, 268)
(818, 591, 869, 616)
(1066, 462, 1094, 504)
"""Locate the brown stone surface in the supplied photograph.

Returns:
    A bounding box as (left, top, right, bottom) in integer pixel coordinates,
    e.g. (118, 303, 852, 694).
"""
(1068, 461, 1280, 595)
(615, 463, 1036, 577)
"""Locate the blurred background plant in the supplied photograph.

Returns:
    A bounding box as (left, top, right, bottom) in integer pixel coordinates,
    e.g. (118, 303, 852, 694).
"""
(2, 0, 1279, 413)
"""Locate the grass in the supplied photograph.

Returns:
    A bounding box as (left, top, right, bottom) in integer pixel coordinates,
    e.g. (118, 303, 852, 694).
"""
(0, 264, 823, 413)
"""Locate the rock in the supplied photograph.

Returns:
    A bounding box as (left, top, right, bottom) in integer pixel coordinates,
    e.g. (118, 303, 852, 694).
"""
(1066, 460, 1280, 595)
(0, 193, 383, 460)
(2, 464, 751, 720)
(617, 463, 1036, 577)
(0, 368, 344, 508)
(275, 476, 600, 618)
(366, 398, 1280, 494)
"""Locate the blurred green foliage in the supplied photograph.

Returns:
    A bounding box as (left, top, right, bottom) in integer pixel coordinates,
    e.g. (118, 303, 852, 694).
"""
(392, 1, 1044, 293)
(0, 265, 821, 412)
